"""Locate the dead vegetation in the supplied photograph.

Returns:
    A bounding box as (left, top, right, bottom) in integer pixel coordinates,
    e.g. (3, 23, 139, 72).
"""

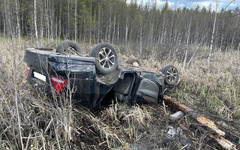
(0, 39, 240, 149)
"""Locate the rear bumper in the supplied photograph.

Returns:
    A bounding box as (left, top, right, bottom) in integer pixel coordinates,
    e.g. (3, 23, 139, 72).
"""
(24, 48, 119, 109)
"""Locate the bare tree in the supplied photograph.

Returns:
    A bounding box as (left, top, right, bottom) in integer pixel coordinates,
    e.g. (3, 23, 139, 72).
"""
(4, 0, 13, 38)
(67, 0, 71, 39)
(208, 2, 218, 63)
(74, 0, 77, 41)
(44, 0, 50, 42)
(125, 16, 129, 44)
(34, 0, 39, 46)
(112, 14, 116, 43)
(15, 0, 21, 40)
(183, 17, 192, 70)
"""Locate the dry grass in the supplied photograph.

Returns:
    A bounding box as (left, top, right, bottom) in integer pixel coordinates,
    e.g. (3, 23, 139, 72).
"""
(0, 38, 239, 149)
(0, 39, 155, 149)
(175, 51, 240, 120)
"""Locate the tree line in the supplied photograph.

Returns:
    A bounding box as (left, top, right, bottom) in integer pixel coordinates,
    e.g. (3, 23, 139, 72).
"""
(0, 0, 239, 54)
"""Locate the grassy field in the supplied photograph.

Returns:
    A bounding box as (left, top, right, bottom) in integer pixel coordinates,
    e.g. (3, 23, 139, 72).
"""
(0, 39, 239, 149)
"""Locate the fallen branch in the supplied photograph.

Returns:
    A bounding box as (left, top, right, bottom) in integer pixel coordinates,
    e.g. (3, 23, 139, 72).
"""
(163, 96, 238, 150)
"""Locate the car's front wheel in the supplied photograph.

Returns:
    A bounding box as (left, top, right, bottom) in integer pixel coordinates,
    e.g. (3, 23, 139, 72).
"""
(89, 43, 118, 75)
(161, 64, 179, 86)
(56, 41, 81, 55)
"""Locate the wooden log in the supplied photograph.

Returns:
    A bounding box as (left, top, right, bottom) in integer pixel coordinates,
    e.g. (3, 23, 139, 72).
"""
(163, 96, 193, 112)
(163, 96, 238, 150)
(197, 116, 225, 136)
(209, 134, 237, 150)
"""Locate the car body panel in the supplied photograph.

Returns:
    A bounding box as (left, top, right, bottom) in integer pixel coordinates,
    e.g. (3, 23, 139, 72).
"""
(24, 48, 168, 109)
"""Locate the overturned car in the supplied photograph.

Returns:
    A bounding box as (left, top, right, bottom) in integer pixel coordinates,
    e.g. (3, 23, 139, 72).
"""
(24, 41, 179, 110)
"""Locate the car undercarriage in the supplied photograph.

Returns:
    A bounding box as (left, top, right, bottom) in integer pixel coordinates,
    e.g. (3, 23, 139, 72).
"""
(24, 41, 179, 110)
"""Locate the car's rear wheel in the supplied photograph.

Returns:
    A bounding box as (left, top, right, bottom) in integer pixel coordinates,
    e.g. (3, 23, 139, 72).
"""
(161, 64, 179, 86)
(89, 43, 118, 75)
(56, 41, 81, 55)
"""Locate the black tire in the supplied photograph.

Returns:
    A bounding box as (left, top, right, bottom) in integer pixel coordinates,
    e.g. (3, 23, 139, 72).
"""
(56, 41, 81, 55)
(161, 64, 179, 86)
(89, 43, 118, 75)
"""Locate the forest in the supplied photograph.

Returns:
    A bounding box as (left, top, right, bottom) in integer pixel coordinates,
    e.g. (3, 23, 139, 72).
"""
(0, 0, 240, 54)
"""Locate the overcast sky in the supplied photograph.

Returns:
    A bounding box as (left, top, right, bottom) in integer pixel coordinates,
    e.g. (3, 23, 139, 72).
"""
(126, 0, 240, 11)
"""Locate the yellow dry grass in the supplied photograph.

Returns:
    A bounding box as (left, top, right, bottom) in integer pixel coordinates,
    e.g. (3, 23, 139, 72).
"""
(0, 38, 239, 149)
